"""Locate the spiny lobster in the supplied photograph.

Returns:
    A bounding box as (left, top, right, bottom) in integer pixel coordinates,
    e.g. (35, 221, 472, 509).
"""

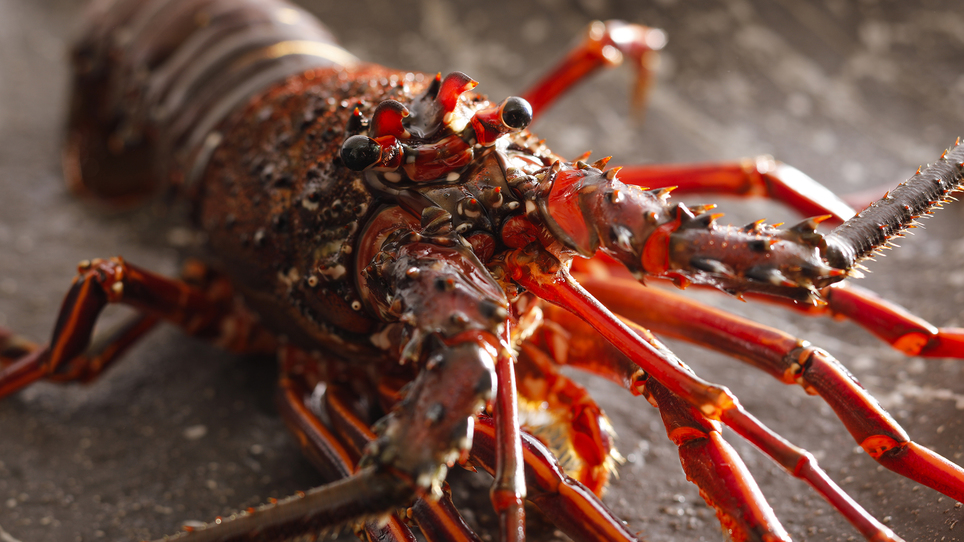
(1, 0, 963, 541)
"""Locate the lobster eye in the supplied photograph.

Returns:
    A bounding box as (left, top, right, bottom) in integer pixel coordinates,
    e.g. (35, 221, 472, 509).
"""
(500, 97, 532, 131)
(341, 135, 382, 170)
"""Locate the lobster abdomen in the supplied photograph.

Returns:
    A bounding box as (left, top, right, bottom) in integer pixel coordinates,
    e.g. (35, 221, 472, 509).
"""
(64, 0, 355, 201)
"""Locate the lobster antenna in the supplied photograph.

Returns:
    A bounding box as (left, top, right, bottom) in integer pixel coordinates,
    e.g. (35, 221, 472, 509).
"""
(824, 140, 964, 270)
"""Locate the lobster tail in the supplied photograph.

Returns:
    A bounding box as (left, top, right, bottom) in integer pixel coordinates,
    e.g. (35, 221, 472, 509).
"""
(823, 141, 964, 270)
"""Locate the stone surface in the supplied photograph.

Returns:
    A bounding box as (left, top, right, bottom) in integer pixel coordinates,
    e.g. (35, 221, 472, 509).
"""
(1, 0, 963, 541)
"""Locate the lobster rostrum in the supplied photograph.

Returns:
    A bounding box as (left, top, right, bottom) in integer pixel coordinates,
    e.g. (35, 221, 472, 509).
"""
(2, 0, 964, 541)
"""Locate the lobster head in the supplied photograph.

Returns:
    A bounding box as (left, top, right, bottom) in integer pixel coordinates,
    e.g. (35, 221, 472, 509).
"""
(341, 72, 850, 304)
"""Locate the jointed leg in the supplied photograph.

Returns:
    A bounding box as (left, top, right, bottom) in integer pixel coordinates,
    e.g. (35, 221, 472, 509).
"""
(0, 258, 276, 398)
(532, 307, 791, 541)
(577, 273, 964, 502)
(277, 364, 419, 542)
(615, 158, 857, 224)
(775, 282, 964, 358)
(321, 380, 483, 542)
(502, 245, 901, 542)
(521, 21, 666, 120)
(515, 341, 620, 495)
(471, 415, 639, 542)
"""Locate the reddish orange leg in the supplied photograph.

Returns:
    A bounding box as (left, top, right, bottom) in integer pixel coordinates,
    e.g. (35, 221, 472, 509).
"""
(491, 346, 526, 542)
(0, 258, 276, 398)
(501, 246, 901, 542)
(645, 378, 791, 541)
(615, 158, 857, 225)
(781, 282, 964, 359)
(0, 326, 41, 364)
(578, 274, 964, 503)
(166, 326, 502, 541)
(370, 343, 636, 542)
(471, 415, 639, 542)
(532, 310, 791, 541)
(521, 20, 666, 120)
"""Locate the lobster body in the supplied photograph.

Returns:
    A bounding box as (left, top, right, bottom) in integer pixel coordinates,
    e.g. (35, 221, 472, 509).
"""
(0, 0, 958, 541)
(67, 0, 394, 348)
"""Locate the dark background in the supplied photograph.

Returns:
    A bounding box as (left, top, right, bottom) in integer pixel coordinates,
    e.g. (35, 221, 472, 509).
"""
(1, 0, 964, 541)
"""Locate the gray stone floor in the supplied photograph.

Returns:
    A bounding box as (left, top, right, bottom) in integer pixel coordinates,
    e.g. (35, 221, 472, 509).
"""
(0, 0, 963, 541)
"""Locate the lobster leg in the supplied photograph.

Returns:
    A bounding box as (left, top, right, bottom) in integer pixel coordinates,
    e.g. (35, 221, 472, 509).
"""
(644, 378, 792, 542)
(159, 327, 501, 542)
(0, 326, 41, 364)
(471, 415, 640, 542)
(781, 282, 964, 359)
(276, 361, 420, 542)
(321, 381, 484, 542)
(530, 310, 792, 541)
(574, 274, 964, 502)
(500, 245, 902, 542)
(521, 20, 666, 119)
(515, 341, 620, 495)
(0, 257, 276, 398)
(614, 158, 857, 224)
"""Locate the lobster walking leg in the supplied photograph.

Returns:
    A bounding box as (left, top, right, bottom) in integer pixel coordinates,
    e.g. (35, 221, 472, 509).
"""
(470, 415, 640, 542)
(530, 311, 793, 541)
(614, 159, 857, 224)
(0, 258, 276, 398)
(0, 326, 40, 364)
(161, 329, 501, 541)
(277, 363, 419, 542)
(521, 20, 666, 119)
(789, 282, 964, 359)
(515, 342, 619, 495)
(322, 382, 484, 542)
(501, 245, 902, 542)
(368, 374, 638, 542)
(575, 274, 964, 502)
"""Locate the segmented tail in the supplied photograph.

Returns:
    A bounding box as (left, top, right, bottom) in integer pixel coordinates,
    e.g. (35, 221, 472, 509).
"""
(824, 141, 964, 270)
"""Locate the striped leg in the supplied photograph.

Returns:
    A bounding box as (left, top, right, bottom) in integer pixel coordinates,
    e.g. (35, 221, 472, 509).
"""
(577, 273, 964, 503)
(0, 258, 276, 398)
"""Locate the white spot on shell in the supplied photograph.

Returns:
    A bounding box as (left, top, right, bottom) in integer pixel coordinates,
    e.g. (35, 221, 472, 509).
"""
(320, 264, 346, 280)
(383, 171, 402, 183)
(446, 171, 460, 182)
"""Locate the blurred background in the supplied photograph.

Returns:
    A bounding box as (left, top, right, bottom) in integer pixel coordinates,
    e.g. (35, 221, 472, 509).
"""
(1, 0, 963, 540)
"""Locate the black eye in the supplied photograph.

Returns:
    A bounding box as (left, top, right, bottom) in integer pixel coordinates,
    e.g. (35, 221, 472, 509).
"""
(500, 97, 532, 131)
(340, 135, 381, 170)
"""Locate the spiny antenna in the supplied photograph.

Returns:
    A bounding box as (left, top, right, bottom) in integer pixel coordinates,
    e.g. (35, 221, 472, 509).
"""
(824, 140, 964, 271)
